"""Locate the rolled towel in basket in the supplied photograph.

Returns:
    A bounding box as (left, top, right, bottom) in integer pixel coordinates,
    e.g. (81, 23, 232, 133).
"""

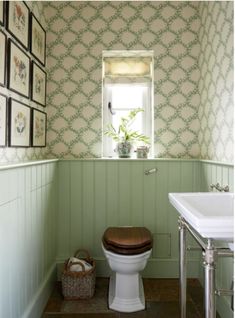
(68, 257, 92, 272)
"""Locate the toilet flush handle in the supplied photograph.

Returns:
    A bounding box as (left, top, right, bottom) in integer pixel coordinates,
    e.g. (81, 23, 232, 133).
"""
(144, 168, 158, 175)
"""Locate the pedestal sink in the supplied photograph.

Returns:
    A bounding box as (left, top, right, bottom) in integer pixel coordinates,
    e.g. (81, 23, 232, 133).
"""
(168, 192, 234, 318)
(169, 192, 234, 241)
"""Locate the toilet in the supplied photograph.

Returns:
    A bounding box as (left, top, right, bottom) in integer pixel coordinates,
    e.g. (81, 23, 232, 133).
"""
(102, 227, 153, 313)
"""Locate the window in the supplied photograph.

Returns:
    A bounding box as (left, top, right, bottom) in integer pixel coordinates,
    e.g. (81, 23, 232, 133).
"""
(102, 51, 154, 157)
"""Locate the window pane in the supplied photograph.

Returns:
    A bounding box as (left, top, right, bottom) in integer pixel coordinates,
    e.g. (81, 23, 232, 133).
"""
(112, 85, 145, 109)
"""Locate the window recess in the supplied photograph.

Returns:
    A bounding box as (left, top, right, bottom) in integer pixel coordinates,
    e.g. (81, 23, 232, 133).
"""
(102, 51, 154, 158)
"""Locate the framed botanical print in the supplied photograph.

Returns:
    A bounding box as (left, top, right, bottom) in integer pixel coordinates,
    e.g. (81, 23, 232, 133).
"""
(8, 39, 30, 98)
(31, 108, 46, 147)
(0, 30, 6, 86)
(31, 61, 46, 106)
(30, 13, 46, 66)
(0, 93, 7, 147)
(9, 98, 31, 147)
(0, 1, 5, 26)
(6, 1, 29, 50)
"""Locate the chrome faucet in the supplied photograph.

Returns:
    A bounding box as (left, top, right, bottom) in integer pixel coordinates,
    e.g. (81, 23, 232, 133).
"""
(210, 182, 229, 192)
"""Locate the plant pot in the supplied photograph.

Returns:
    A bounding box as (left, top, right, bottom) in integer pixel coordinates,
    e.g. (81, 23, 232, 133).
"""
(136, 146, 150, 159)
(116, 141, 132, 158)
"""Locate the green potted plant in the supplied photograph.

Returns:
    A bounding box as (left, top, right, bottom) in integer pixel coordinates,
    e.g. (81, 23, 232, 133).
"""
(104, 108, 150, 158)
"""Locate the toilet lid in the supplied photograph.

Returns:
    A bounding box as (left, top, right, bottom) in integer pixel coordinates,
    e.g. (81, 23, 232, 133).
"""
(102, 227, 153, 255)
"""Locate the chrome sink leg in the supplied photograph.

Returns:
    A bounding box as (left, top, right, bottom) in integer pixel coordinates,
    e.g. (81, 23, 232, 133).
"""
(203, 239, 216, 318)
(179, 217, 187, 318)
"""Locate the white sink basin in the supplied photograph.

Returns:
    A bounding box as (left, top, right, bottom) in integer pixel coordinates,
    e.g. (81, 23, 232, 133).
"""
(169, 192, 234, 241)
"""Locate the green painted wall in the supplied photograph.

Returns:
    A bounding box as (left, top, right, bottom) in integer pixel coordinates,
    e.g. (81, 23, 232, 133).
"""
(199, 160, 234, 318)
(57, 159, 202, 278)
(0, 161, 57, 318)
(57, 159, 234, 318)
(0, 159, 233, 317)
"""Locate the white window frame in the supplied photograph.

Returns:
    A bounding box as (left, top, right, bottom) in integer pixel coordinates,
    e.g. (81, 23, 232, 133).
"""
(102, 51, 154, 158)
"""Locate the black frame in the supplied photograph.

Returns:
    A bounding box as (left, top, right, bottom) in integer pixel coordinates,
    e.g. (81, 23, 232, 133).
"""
(31, 108, 47, 147)
(8, 98, 31, 147)
(0, 30, 7, 87)
(0, 93, 7, 147)
(0, 1, 6, 26)
(30, 12, 46, 66)
(6, 1, 30, 50)
(7, 39, 30, 98)
(31, 61, 47, 107)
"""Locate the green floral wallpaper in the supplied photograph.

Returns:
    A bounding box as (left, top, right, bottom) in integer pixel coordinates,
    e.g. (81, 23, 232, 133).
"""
(198, 1, 233, 163)
(44, 1, 201, 159)
(0, 1, 233, 163)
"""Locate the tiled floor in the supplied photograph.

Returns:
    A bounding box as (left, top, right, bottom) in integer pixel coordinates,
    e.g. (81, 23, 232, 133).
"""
(43, 278, 220, 318)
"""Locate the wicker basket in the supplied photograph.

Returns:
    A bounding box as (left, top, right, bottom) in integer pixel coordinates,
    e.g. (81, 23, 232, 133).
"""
(61, 249, 96, 300)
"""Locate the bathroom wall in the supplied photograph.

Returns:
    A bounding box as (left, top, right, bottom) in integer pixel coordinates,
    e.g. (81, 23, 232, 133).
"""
(196, 3, 234, 316)
(56, 159, 234, 318)
(1, 1, 233, 164)
(57, 159, 202, 278)
(44, 1, 201, 159)
(198, 1, 234, 164)
(199, 160, 234, 318)
(0, 1, 47, 163)
(0, 160, 57, 318)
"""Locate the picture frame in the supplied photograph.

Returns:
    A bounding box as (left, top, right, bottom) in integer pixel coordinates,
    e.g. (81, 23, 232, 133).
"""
(0, 93, 7, 147)
(30, 13, 46, 66)
(31, 61, 46, 106)
(6, 1, 29, 50)
(0, 30, 6, 87)
(31, 108, 46, 147)
(9, 98, 31, 147)
(0, 1, 5, 26)
(8, 39, 30, 98)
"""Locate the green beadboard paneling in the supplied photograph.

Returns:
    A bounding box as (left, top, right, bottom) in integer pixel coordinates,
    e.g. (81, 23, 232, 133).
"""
(0, 159, 233, 317)
(57, 161, 71, 258)
(118, 163, 131, 226)
(199, 160, 234, 318)
(152, 233, 171, 258)
(94, 161, 107, 256)
(107, 161, 119, 227)
(57, 160, 203, 278)
(82, 162, 95, 252)
(56, 159, 234, 318)
(70, 161, 83, 256)
(143, 162, 156, 232)
(130, 162, 144, 227)
(0, 162, 57, 318)
(155, 162, 168, 233)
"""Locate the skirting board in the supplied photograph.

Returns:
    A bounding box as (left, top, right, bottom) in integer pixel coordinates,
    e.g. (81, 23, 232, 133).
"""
(56, 258, 200, 280)
(22, 262, 57, 318)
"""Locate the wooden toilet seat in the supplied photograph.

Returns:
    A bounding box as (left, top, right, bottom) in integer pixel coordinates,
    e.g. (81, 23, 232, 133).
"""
(102, 227, 153, 255)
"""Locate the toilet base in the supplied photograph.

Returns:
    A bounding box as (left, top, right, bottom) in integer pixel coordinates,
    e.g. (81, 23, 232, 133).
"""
(108, 273, 145, 313)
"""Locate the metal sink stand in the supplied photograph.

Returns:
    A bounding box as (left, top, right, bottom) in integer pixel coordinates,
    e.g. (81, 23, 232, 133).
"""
(178, 216, 234, 318)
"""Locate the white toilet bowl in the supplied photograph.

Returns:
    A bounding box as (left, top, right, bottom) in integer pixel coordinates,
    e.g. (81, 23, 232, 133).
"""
(102, 245, 152, 312)
(102, 227, 153, 313)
